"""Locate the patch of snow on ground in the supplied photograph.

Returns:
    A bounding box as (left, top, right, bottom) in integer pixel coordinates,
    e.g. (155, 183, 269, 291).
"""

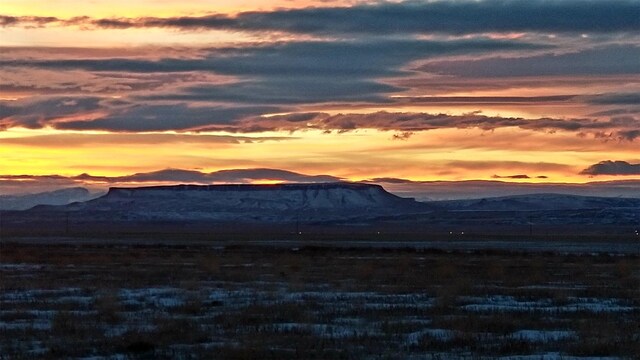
(406, 328, 456, 345)
(497, 353, 622, 360)
(461, 295, 635, 313)
(118, 287, 185, 308)
(510, 330, 576, 342)
(0, 263, 45, 271)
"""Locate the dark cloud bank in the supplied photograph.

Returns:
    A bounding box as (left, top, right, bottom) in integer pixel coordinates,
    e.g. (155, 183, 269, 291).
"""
(2, 97, 638, 140)
(580, 161, 640, 175)
(3, 1, 640, 35)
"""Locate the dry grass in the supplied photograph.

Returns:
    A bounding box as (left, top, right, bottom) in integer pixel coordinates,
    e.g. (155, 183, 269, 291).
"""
(0, 242, 638, 359)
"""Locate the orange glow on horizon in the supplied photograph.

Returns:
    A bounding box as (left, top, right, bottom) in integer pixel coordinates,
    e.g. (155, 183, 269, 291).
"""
(1, 128, 637, 184)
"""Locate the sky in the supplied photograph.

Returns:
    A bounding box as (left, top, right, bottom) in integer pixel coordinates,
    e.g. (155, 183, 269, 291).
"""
(1, 0, 639, 193)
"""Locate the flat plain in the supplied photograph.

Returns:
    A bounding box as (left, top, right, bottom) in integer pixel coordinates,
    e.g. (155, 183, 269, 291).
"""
(1, 239, 638, 359)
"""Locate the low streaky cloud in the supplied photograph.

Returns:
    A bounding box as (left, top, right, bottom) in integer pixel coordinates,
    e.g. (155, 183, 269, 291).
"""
(0, 168, 343, 195)
(422, 45, 640, 78)
(3, 1, 640, 34)
(2, 96, 638, 138)
(77, 168, 342, 185)
(2, 39, 542, 76)
(580, 161, 640, 176)
(492, 174, 531, 179)
(0, 15, 58, 27)
(56, 104, 281, 132)
(206, 169, 341, 183)
(491, 174, 548, 179)
(0, 97, 279, 132)
(0, 133, 293, 147)
(0, 96, 107, 130)
(365, 177, 417, 184)
(233, 111, 640, 141)
(586, 93, 640, 105)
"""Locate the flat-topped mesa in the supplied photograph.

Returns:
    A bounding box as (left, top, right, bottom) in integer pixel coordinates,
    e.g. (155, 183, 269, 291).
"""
(106, 182, 386, 195)
(102, 182, 414, 211)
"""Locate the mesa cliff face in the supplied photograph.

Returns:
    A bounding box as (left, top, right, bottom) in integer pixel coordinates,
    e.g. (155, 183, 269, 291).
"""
(61, 183, 426, 223)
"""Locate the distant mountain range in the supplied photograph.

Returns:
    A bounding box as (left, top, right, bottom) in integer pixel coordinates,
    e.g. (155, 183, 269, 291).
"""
(0, 187, 97, 211)
(435, 193, 640, 211)
(370, 179, 640, 201)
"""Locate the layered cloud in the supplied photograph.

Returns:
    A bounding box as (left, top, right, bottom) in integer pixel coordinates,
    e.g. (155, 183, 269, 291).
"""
(2, 96, 638, 139)
(229, 112, 640, 141)
(422, 45, 640, 77)
(1, 1, 639, 183)
(77, 168, 342, 184)
(0, 168, 342, 195)
(3, 1, 640, 35)
(492, 174, 548, 179)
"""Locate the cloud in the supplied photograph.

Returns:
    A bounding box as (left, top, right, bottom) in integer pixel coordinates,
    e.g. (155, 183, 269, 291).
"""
(3, 96, 638, 137)
(2, 168, 342, 186)
(4, 1, 640, 35)
(364, 177, 417, 184)
(396, 95, 578, 105)
(492, 174, 531, 179)
(0, 38, 552, 132)
(99, 168, 342, 183)
(2, 39, 542, 79)
(580, 161, 640, 175)
(421, 45, 640, 77)
(447, 161, 570, 172)
(0, 168, 343, 195)
(0, 15, 58, 27)
(0, 96, 112, 130)
(223, 111, 640, 140)
(587, 93, 640, 105)
(0, 133, 292, 147)
(54, 104, 280, 132)
(0, 96, 284, 132)
(616, 130, 640, 141)
(491, 174, 548, 179)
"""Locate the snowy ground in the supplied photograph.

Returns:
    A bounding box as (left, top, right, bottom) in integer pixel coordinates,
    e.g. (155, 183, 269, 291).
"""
(0, 243, 638, 359)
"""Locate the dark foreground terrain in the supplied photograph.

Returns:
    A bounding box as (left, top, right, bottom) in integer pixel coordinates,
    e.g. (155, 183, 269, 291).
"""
(1, 240, 638, 359)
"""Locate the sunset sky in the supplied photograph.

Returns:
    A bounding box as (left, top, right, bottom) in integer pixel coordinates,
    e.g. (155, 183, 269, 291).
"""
(1, 0, 639, 193)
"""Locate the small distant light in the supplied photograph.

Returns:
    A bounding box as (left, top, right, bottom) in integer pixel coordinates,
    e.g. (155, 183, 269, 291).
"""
(298, 232, 302, 235)
(449, 231, 453, 235)
(461, 231, 465, 235)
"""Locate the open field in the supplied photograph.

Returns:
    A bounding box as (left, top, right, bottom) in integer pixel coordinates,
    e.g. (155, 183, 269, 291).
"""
(1, 241, 638, 359)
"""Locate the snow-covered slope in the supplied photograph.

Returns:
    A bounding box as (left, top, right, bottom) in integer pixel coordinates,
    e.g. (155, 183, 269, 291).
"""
(59, 183, 426, 222)
(0, 187, 94, 211)
(436, 193, 640, 211)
